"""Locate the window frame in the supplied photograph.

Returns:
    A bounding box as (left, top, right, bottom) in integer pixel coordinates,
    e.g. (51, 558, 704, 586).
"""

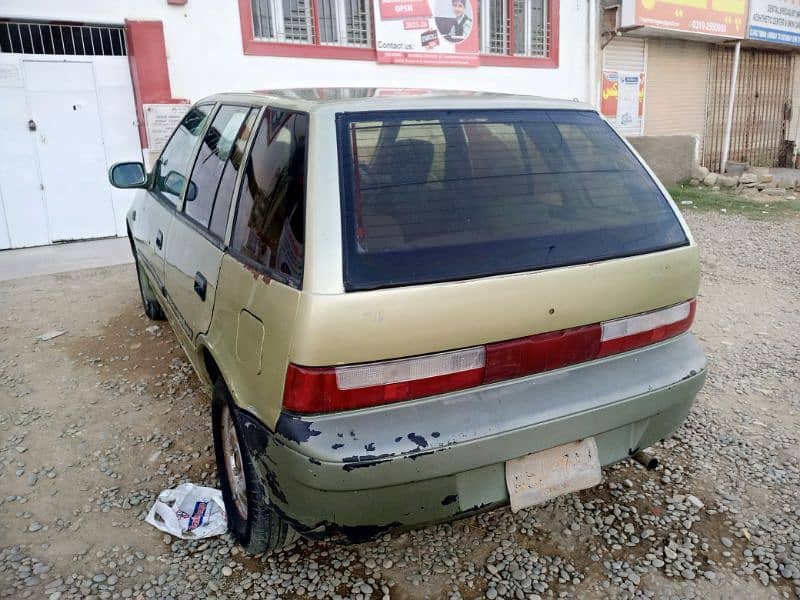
(176, 102, 260, 249)
(238, 0, 559, 68)
(226, 106, 311, 290)
(148, 102, 217, 212)
(239, 0, 376, 61)
(479, 0, 559, 68)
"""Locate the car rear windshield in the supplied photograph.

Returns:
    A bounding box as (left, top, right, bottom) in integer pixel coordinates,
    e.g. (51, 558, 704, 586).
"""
(337, 109, 688, 291)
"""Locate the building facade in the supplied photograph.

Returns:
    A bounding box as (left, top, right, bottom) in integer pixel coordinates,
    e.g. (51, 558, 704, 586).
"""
(600, 0, 799, 173)
(0, 0, 593, 249)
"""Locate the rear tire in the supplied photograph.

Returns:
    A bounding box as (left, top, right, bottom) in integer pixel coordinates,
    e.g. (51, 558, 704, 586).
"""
(211, 378, 297, 553)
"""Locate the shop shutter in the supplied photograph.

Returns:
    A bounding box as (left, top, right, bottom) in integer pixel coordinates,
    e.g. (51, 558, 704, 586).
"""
(602, 37, 646, 136)
(644, 39, 709, 152)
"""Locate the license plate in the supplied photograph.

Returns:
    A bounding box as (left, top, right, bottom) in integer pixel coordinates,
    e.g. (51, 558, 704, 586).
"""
(505, 438, 602, 512)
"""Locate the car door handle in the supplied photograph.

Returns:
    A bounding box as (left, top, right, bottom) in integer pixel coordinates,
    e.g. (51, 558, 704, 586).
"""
(156, 230, 163, 249)
(194, 272, 207, 301)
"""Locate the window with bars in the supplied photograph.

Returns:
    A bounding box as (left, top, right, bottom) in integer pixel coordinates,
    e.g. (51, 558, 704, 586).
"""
(251, 0, 371, 48)
(480, 0, 549, 58)
(0, 21, 127, 56)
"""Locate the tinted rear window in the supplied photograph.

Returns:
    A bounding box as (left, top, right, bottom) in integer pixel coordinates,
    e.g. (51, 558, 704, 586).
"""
(337, 109, 688, 291)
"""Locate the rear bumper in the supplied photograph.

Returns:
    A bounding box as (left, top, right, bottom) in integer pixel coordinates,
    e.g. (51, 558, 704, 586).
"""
(239, 333, 706, 541)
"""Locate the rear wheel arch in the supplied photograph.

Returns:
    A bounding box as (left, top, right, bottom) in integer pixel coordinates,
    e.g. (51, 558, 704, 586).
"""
(203, 341, 298, 552)
(211, 378, 297, 552)
(196, 338, 260, 422)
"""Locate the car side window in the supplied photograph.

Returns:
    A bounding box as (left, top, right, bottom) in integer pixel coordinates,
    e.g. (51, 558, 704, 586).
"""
(185, 105, 254, 231)
(230, 110, 308, 287)
(152, 104, 212, 206)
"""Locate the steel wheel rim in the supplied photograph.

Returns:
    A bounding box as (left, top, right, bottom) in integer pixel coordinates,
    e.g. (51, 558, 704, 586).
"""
(221, 404, 248, 519)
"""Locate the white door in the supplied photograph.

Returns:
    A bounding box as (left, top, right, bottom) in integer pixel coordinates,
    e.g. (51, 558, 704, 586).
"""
(0, 60, 49, 248)
(23, 60, 117, 242)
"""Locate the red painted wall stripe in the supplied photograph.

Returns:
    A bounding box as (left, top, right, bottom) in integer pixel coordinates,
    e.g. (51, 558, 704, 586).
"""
(125, 19, 176, 148)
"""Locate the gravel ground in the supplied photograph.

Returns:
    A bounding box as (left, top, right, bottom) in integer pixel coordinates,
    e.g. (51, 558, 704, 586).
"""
(0, 209, 798, 599)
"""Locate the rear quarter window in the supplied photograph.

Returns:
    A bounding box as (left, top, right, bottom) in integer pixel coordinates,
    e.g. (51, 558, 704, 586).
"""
(337, 109, 688, 291)
(230, 109, 308, 287)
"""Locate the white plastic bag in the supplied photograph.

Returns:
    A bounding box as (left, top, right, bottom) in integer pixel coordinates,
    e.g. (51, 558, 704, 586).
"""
(145, 483, 228, 540)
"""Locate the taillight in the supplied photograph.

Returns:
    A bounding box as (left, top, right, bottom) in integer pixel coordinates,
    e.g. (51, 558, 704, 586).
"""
(598, 299, 695, 358)
(283, 347, 485, 413)
(283, 299, 696, 414)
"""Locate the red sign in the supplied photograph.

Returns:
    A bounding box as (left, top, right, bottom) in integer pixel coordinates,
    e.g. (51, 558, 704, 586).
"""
(379, 0, 432, 19)
(600, 71, 619, 117)
(404, 18, 431, 29)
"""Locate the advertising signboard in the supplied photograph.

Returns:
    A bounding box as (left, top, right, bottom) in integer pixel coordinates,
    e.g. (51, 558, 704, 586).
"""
(374, 0, 479, 66)
(626, 0, 746, 38)
(748, 0, 800, 45)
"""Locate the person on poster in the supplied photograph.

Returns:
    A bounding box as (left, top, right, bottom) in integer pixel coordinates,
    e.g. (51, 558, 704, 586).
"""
(444, 0, 472, 42)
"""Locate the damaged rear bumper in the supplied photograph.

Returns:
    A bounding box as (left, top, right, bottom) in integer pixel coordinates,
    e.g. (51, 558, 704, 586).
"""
(238, 333, 706, 542)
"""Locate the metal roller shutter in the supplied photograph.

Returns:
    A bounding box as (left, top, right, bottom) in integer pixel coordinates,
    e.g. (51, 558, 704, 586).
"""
(644, 39, 709, 150)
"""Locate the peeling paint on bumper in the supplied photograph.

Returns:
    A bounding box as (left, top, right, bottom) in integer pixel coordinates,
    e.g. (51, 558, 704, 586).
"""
(240, 333, 706, 542)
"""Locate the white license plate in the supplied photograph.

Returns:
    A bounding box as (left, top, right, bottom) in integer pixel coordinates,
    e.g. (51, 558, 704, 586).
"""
(505, 438, 602, 512)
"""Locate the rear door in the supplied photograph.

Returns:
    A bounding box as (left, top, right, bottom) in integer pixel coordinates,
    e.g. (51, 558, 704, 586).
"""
(140, 104, 213, 297)
(164, 104, 259, 343)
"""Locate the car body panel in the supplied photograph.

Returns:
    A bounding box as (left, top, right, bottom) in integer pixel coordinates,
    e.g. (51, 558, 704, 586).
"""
(164, 215, 225, 341)
(198, 254, 301, 427)
(128, 188, 173, 298)
(290, 245, 699, 368)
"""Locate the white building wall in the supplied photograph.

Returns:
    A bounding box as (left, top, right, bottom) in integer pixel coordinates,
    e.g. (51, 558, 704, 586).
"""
(1, 0, 591, 103)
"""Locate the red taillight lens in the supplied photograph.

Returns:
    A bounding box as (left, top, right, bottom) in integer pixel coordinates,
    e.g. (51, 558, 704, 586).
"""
(484, 324, 601, 384)
(283, 348, 485, 413)
(283, 299, 696, 414)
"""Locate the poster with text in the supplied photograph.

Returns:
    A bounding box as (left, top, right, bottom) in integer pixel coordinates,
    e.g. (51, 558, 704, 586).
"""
(616, 72, 642, 130)
(601, 71, 645, 121)
(374, 0, 479, 66)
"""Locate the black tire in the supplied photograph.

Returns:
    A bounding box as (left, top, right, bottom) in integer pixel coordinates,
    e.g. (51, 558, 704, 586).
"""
(143, 295, 166, 321)
(211, 378, 297, 553)
(130, 240, 165, 321)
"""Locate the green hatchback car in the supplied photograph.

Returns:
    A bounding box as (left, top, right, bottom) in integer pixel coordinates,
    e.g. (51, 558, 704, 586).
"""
(109, 88, 706, 553)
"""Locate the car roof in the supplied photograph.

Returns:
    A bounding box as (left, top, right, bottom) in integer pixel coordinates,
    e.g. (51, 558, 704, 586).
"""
(198, 88, 593, 114)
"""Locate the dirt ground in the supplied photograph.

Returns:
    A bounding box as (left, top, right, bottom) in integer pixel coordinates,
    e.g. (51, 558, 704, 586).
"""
(1, 209, 799, 599)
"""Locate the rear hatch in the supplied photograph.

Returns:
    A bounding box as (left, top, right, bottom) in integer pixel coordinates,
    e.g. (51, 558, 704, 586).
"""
(287, 108, 698, 412)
